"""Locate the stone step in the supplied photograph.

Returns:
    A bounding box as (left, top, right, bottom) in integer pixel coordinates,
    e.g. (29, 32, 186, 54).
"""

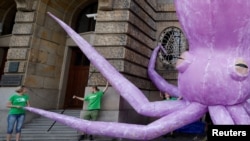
(0, 135, 116, 141)
(0, 109, 84, 141)
(21, 129, 77, 133)
(0, 109, 119, 141)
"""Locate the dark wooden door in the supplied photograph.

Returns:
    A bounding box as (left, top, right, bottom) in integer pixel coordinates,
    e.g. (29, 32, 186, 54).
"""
(64, 48, 90, 108)
(0, 48, 8, 81)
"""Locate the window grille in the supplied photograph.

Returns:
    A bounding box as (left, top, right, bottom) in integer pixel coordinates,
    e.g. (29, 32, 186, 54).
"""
(158, 27, 188, 66)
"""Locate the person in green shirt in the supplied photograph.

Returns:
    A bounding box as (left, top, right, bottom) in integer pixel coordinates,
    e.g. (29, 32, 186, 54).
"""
(160, 91, 182, 138)
(160, 91, 182, 100)
(6, 85, 30, 141)
(73, 81, 109, 140)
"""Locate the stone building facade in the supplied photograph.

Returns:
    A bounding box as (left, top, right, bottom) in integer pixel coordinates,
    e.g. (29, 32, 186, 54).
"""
(0, 0, 188, 133)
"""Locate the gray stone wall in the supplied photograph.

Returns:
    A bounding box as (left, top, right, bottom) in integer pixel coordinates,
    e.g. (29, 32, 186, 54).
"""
(4, 11, 35, 77)
(2, 0, 66, 108)
(91, 0, 156, 90)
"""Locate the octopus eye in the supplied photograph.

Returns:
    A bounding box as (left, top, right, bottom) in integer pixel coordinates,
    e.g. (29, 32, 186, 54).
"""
(176, 51, 192, 73)
(235, 63, 248, 69)
(230, 58, 249, 81)
(235, 63, 248, 75)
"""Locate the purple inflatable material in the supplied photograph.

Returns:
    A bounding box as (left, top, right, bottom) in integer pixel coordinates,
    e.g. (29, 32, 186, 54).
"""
(148, 45, 181, 98)
(174, 0, 250, 124)
(25, 0, 250, 140)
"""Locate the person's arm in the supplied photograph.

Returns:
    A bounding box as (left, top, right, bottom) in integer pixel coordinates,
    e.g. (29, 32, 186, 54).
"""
(103, 81, 109, 94)
(73, 95, 84, 101)
(6, 101, 22, 108)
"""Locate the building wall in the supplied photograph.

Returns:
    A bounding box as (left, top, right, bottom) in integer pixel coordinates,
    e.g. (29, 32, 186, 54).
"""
(0, 0, 180, 133)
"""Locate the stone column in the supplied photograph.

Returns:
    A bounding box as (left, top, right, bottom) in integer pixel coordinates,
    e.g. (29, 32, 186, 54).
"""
(1, 0, 38, 86)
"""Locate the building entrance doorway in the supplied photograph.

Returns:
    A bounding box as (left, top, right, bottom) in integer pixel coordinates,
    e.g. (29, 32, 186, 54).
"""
(64, 47, 90, 109)
(0, 48, 8, 83)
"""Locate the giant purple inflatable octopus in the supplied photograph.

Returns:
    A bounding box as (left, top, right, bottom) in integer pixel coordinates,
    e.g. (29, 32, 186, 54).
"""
(25, 0, 250, 140)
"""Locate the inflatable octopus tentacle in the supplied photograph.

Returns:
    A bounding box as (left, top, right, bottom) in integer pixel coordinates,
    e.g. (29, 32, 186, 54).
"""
(47, 12, 183, 117)
(47, 12, 149, 110)
(140, 100, 188, 117)
(226, 104, 250, 124)
(208, 106, 235, 125)
(25, 102, 206, 140)
(243, 99, 250, 115)
(148, 45, 181, 97)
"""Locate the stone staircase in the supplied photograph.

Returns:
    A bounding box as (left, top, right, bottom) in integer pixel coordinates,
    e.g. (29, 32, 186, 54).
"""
(0, 109, 116, 141)
(0, 109, 204, 141)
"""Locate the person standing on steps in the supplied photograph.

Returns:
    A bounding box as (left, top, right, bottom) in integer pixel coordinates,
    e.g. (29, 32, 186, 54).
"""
(160, 91, 182, 138)
(6, 85, 30, 141)
(73, 81, 109, 140)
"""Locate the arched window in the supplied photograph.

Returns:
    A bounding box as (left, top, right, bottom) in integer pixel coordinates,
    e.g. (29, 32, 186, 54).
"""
(75, 2, 98, 33)
(1, 7, 16, 35)
(158, 27, 188, 66)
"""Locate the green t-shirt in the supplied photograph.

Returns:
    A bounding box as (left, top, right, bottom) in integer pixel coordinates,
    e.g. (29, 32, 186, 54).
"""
(165, 97, 178, 101)
(84, 91, 104, 110)
(169, 97, 178, 100)
(8, 93, 29, 114)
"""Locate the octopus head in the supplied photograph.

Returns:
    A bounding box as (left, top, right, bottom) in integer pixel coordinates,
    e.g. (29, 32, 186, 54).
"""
(174, 0, 250, 105)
